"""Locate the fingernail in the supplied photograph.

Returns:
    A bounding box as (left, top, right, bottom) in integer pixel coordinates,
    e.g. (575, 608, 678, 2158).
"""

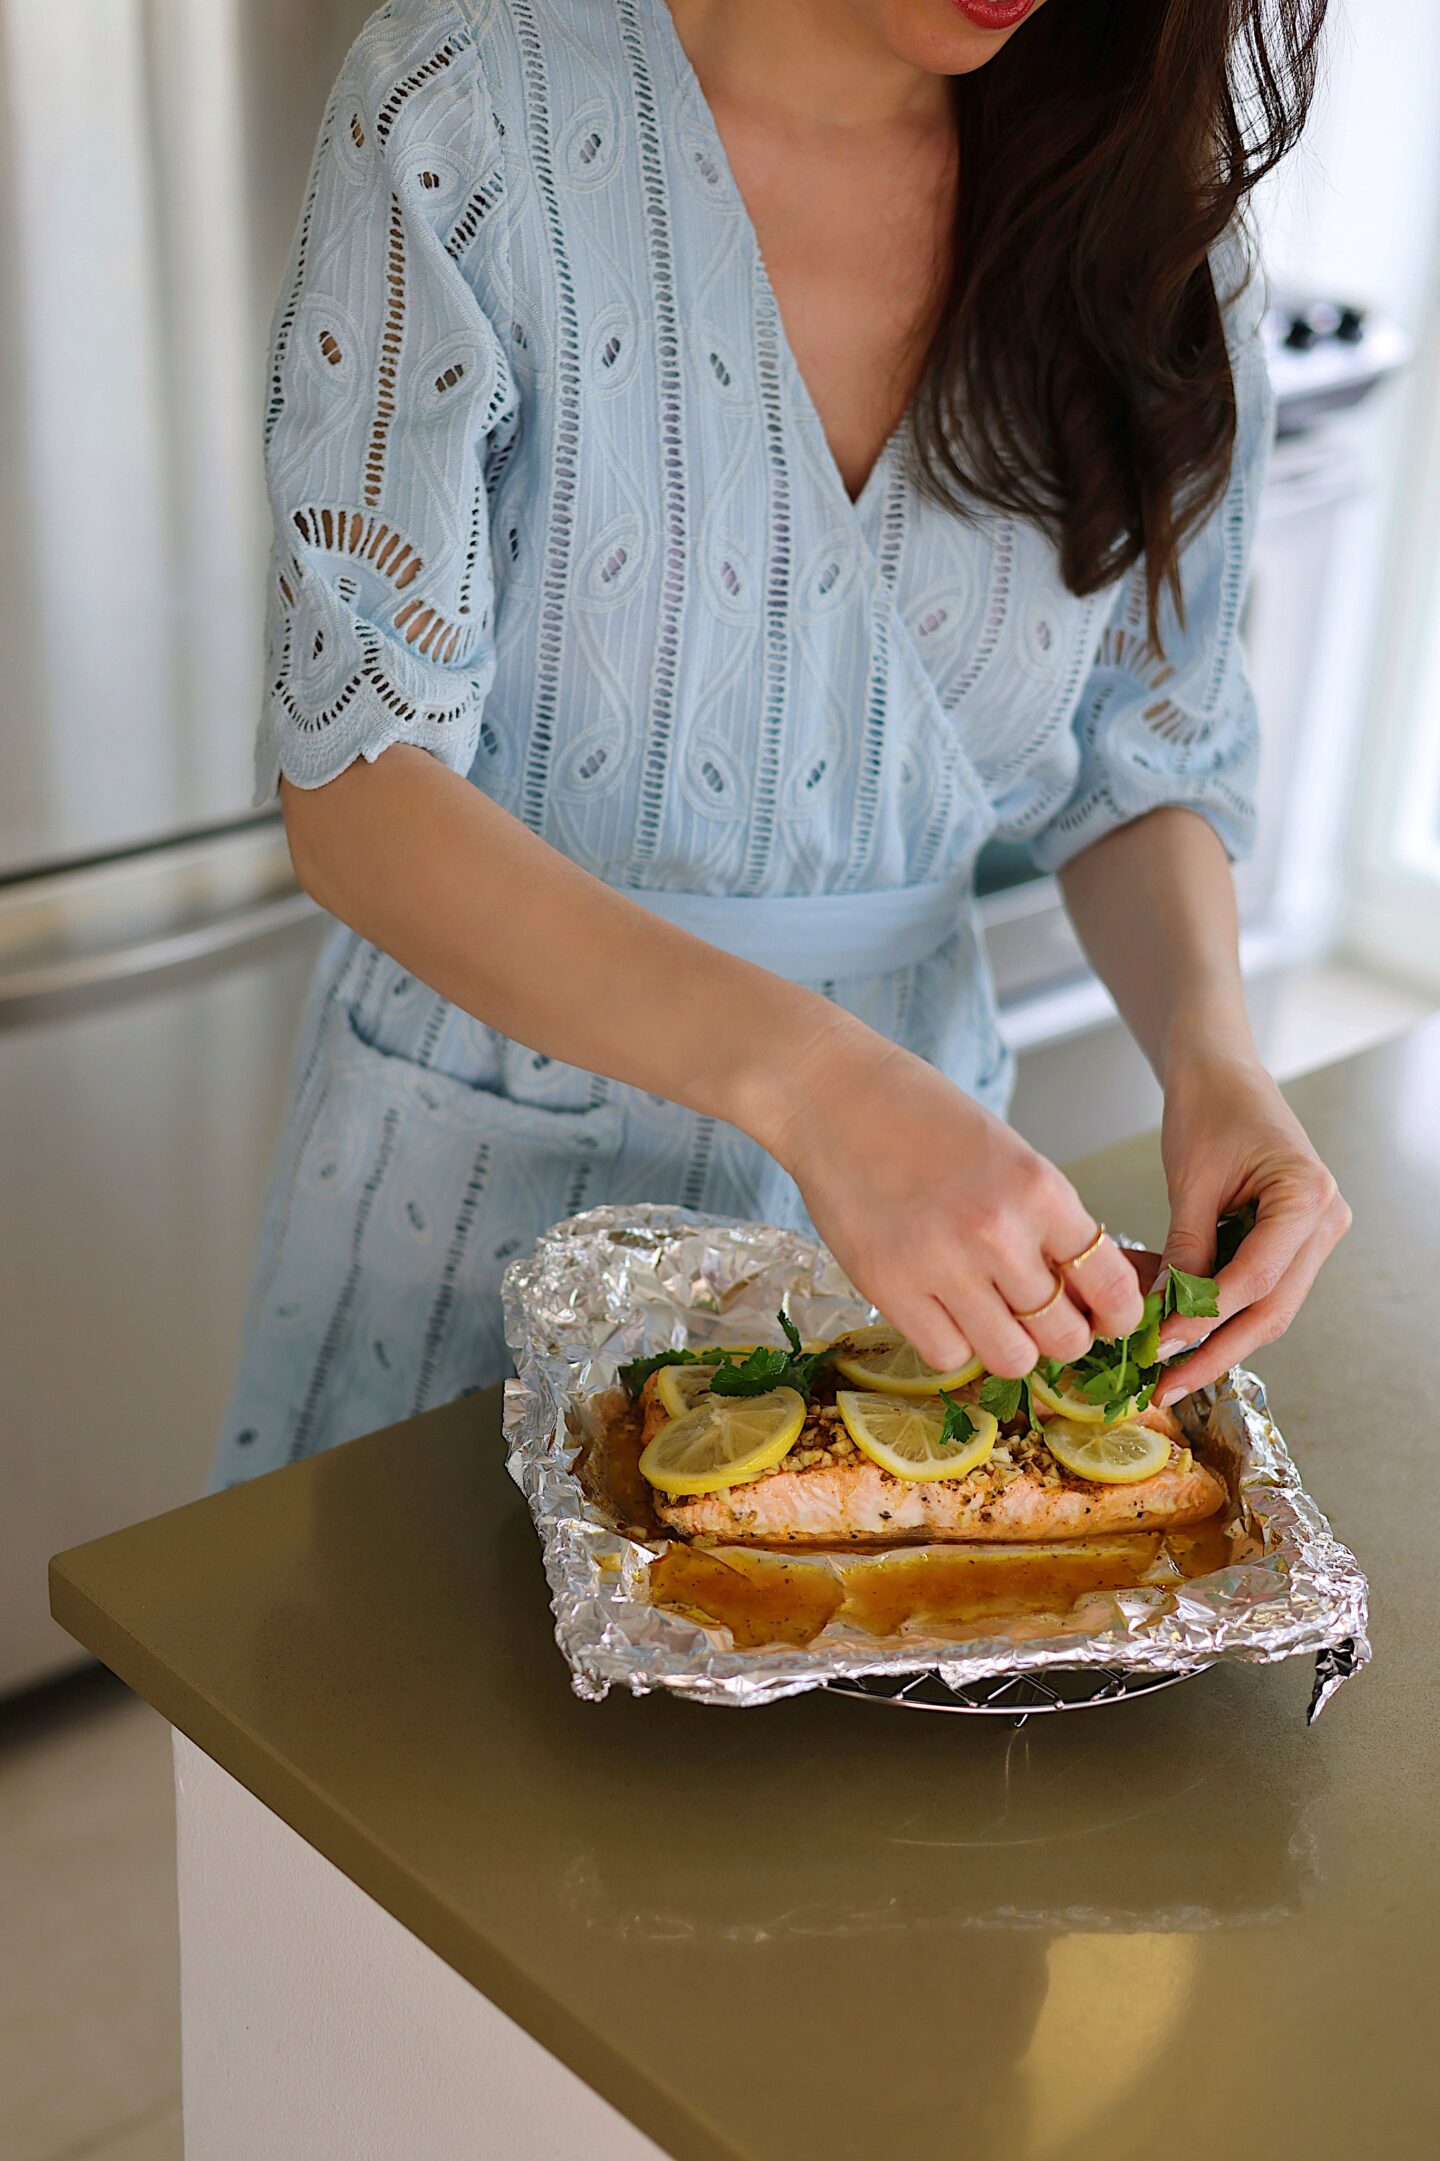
(1156, 1331, 1183, 1357)
(1156, 1385, 1182, 1408)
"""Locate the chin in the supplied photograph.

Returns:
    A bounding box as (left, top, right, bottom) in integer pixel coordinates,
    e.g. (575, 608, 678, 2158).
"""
(855, 0, 1049, 73)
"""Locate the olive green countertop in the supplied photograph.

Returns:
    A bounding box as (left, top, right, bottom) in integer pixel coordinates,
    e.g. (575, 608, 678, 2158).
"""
(51, 1020, 1440, 2161)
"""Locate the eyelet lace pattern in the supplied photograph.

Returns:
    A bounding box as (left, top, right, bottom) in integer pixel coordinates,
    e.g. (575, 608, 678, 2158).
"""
(218, 0, 1274, 1479)
(259, 0, 1270, 891)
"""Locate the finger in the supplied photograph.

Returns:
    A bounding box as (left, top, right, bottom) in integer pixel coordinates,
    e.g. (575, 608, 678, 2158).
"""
(1158, 1189, 1318, 1359)
(1154, 1290, 1298, 1403)
(1159, 1190, 1220, 1281)
(944, 1282, 1038, 1379)
(992, 1255, 1094, 1365)
(1024, 1291, 1096, 1367)
(1156, 1222, 1333, 1402)
(887, 1294, 976, 1377)
(1214, 1176, 1342, 1316)
(1152, 1186, 1226, 1357)
(1059, 1232, 1147, 1339)
(1013, 1177, 1142, 1338)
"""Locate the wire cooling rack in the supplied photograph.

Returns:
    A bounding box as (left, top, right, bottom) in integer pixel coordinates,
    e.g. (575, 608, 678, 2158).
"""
(827, 1664, 1209, 1716)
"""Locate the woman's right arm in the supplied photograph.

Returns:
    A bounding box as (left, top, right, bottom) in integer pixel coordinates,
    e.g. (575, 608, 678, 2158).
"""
(282, 748, 1145, 1375)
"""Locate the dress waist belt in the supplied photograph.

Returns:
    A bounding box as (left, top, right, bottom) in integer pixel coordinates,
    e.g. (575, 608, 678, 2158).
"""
(611, 874, 972, 985)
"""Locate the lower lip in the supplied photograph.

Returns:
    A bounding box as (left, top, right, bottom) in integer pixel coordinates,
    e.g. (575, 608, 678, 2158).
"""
(952, 0, 1038, 28)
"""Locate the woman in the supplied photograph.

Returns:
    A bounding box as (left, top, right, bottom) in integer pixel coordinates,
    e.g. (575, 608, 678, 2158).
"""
(213, 0, 1348, 1486)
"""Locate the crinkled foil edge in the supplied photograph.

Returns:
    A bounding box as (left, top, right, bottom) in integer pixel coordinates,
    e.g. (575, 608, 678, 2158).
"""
(501, 1205, 1370, 1717)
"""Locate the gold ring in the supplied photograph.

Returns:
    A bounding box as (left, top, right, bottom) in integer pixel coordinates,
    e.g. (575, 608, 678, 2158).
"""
(1056, 1223, 1107, 1273)
(1013, 1271, 1065, 1323)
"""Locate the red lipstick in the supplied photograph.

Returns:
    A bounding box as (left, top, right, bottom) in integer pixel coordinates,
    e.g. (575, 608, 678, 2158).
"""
(951, 0, 1038, 29)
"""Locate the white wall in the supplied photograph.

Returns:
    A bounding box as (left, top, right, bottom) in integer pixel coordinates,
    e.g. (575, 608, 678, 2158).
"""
(1253, 0, 1440, 333)
(1247, 2, 1440, 965)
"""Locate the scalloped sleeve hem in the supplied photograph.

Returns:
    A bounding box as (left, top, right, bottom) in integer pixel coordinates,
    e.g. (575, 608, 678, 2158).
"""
(1028, 768, 1258, 877)
(252, 0, 512, 805)
(254, 654, 493, 802)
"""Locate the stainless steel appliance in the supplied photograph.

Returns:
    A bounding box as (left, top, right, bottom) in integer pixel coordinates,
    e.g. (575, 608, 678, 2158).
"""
(0, 0, 376, 1694)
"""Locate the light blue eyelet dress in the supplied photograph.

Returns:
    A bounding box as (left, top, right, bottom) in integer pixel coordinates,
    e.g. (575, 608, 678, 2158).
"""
(211, 0, 1274, 1488)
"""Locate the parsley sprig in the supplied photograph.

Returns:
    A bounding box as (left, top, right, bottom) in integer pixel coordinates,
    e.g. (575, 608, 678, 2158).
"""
(1053, 1262, 1220, 1423)
(938, 1390, 978, 1448)
(961, 1260, 1222, 1436)
(618, 1343, 709, 1396)
(977, 1371, 1040, 1434)
(623, 1236, 1236, 1422)
(621, 1310, 830, 1402)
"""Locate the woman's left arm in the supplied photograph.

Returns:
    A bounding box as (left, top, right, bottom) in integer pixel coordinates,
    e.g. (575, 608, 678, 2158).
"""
(1058, 803, 1351, 1400)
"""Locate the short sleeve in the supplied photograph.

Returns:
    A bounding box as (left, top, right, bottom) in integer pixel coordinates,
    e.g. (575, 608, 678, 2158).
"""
(254, 1, 515, 799)
(1017, 228, 1275, 875)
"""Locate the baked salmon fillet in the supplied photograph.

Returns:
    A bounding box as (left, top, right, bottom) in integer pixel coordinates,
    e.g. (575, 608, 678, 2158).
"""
(637, 1379, 1226, 1547)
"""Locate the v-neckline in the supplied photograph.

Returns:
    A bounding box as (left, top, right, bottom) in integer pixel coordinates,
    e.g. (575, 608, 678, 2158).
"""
(646, 0, 906, 528)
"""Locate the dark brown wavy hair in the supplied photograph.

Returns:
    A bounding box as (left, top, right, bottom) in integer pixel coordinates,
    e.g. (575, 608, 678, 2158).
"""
(907, 0, 1328, 647)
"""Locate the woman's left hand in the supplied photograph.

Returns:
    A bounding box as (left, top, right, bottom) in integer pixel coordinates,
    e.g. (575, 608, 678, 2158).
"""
(1151, 1049, 1351, 1404)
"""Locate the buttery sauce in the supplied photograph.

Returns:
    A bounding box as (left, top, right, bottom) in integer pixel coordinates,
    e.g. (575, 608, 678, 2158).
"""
(827, 1539, 1165, 1639)
(580, 1388, 1246, 1651)
(571, 1389, 662, 1539)
(1157, 1518, 1242, 1581)
(646, 1546, 845, 1647)
(645, 1533, 1244, 1649)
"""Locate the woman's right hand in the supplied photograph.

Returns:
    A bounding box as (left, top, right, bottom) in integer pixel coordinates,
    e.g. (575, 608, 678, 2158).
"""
(760, 1014, 1146, 1376)
(280, 756, 1138, 1374)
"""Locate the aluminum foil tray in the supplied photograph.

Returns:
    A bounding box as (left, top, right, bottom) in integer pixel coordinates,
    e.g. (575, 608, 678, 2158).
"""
(501, 1205, 1370, 1718)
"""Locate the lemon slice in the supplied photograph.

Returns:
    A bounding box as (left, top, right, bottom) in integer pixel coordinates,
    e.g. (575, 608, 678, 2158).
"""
(650, 1346, 762, 1417)
(1040, 1416, 1172, 1485)
(639, 1386, 805, 1495)
(656, 1364, 720, 1417)
(836, 1389, 998, 1481)
(831, 1324, 983, 1398)
(1029, 1366, 1140, 1425)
